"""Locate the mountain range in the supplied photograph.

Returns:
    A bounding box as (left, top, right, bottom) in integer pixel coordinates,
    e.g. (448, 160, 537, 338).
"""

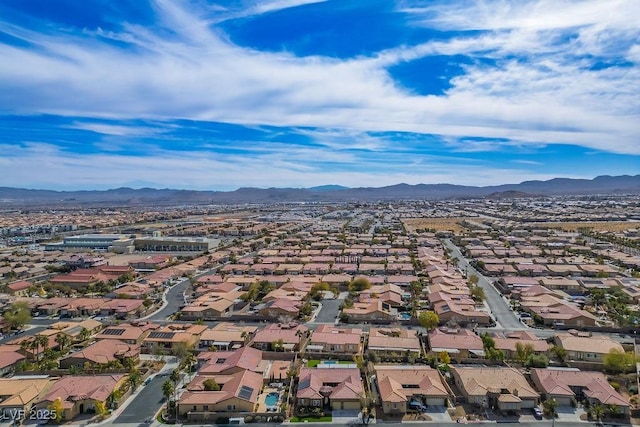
(1, 175, 639, 206)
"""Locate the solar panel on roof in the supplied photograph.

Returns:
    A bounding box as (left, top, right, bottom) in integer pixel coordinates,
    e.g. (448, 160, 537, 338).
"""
(238, 385, 253, 400)
(149, 331, 175, 339)
(102, 328, 126, 336)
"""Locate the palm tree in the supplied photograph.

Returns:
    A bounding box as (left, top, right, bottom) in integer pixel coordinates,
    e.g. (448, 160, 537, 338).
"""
(591, 404, 606, 423)
(607, 404, 622, 419)
(162, 380, 175, 402)
(128, 368, 142, 391)
(55, 333, 71, 353)
(107, 388, 123, 409)
(20, 340, 33, 360)
(33, 335, 48, 360)
(182, 352, 196, 375)
(79, 327, 91, 343)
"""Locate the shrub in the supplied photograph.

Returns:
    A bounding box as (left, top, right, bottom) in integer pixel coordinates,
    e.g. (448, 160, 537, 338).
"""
(244, 416, 253, 423)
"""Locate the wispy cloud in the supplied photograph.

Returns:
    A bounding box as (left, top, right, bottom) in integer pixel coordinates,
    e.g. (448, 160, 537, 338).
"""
(0, 0, 638, 189)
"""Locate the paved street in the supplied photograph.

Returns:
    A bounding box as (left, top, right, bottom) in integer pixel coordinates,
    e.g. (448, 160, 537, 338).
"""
(444, 239, 524, 330)
(147, 279, 190, 321)
(313, 298, 342, 324)
(113, 360, 179, 424)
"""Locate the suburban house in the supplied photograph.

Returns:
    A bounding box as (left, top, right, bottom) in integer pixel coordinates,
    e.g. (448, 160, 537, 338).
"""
(250, 323, 308, 352)
(342, 300, 396, 322)
(141, 324, 206, 354)
(35, 374, 127, 421)
(5, 281, 32, 297)
(375, 365, 449, 414)
(426, 328, 484, 362)
(0, 378, 52, 418)
(432, 299, 492, 326)
(199, 323, 257, 351)
(305, 325, 363, 359)
(180, 291, 244, 320)
(258, 298, 303, 319)
(490, 331, 550, 359)
(296, 367, 364, 411)
(178, 370, 263, 418)
(531, 368, 629, 413)
(0, 345, 26, 376)
(522, 299, 597, 327)
(367, 327, 422, 360)
(554, 333, 624, 364)
(59, 339, 140, 369)
(198, 346, 264, 375)
(94, 322, 155, 345)
(99, 299, 145, 319)
(451, 367, 539, 411)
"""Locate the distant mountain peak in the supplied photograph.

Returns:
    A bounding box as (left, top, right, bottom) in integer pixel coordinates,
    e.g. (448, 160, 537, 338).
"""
(0, 175, 638, 206)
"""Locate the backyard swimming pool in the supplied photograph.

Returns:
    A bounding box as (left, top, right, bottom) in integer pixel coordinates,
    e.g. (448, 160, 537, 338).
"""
(265, 392, 279, 406)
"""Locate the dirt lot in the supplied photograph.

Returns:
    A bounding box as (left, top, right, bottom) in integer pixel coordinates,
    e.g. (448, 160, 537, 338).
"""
(523, 221, 640, 232)
(403, 217, 477, 233)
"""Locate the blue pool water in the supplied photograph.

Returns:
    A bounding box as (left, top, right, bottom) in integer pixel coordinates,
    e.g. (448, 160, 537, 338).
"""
(265, 392, 279, 406)
(323, 360, 336, 365)
(399, 312, 412, 320)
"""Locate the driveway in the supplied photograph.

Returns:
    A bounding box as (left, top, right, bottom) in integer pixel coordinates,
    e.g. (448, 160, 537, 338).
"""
(332, 409, 362, 424)
(556, 406, 587, 422)
(313, 298, 342, 324)
(425, 406, 452, 423)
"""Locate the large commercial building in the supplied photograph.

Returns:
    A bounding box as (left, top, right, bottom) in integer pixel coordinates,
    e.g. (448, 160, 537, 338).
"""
(44, 234, 134, 253)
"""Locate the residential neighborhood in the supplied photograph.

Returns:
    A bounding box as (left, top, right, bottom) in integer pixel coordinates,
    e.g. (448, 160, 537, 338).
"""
(0, 196, 639, 426)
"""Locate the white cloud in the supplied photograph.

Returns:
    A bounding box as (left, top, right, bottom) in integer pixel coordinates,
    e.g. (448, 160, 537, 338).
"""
(0, 0, 638, 157)
(0, 142, 566, 190)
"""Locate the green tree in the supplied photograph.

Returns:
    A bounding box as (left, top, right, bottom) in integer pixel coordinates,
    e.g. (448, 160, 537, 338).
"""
(590, 404, 605, 422)
(349, 277, 372, 292)
(95, 400, 108, 417)
(170, 369, 181, 386)
(468, 274, 480, 286)
(550, 345, 567, 364)
(525, 354, 549, 368)
(129, 368, 143, 391)
(55, 333, 71, 353)
(515, 342, 534, 363)
(603, 349, 636, 373)
(34, 334, 49, 360)
(171, 342, 190, 362)
(2, 301, 31, 330)
(49, 397, 65, 423)
(438, 351, 451, 364)
(162, 380, 175, 402)
(79, 327, 91, 342)
(544, 398, 558, 418)
(203, 378, 220, 391)
(470, 286, 485, 302)
(418, 311, 439, 330)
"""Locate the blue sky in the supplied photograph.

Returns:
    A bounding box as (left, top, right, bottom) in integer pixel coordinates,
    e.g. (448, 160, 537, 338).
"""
(0, 0, 638, 190)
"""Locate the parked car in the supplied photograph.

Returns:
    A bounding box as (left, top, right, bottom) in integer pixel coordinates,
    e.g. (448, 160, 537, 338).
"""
(532, 407, 543, 419)
(409, 401, 427, 412)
